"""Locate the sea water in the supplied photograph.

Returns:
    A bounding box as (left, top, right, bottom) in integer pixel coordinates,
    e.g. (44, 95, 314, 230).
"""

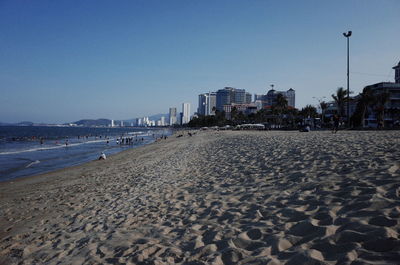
(0, 126, 171, 181)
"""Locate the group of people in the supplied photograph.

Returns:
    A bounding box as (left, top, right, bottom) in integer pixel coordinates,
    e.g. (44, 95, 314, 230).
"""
(116, 136, 143, 145)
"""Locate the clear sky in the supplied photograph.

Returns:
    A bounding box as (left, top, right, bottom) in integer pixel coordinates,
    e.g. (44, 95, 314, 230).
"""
(0, 0, 399, 123)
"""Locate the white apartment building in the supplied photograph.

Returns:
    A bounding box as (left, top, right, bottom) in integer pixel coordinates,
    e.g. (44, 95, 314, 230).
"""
(182, 103, 191, 124)
(169, 107, 177, 125)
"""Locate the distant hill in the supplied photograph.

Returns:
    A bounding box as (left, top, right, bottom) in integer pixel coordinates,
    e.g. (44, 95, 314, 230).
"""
(17, 121, 34, 126)
(73, 119, 111, 127)
(1, 114, 170, 127)
(0, 121, 34, 126)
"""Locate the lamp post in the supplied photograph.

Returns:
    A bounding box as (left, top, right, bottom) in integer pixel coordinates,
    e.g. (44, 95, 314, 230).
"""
(343, 30, 352, 127)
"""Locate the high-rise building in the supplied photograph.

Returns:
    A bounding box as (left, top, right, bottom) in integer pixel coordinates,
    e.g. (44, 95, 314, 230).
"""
(234, 89, 246, 104)
(216, 87, 250, 111)
(198, 94, 207, 115)
(216, 87, 234, 111)
(209, 93, 216, 115)
(254, 94, 263, 101)
(286, 88, 295, 108)
(245, 92, 252, 104)
(198, 92, 217, 116)
(179, 112, 183, 125)
(111, 119, 114, 127)
(263, 88, 296, 108)
(169, 107, 177, 125)
(182, 103, 190, 124)
(160, 116, 165, 126)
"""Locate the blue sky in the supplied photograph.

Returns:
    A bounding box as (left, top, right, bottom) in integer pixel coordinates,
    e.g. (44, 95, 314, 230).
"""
(0, 0, 399, 123)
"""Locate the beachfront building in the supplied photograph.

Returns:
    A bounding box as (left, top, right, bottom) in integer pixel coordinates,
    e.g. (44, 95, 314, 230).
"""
(178, 112, 183, 125)
(157, 116, 166, 126)
(394, 61, 400, 84)
(169, 107, 177, 125)
(323, 61, 400, 127)
(363, 82, 400, 127)
(157, 118, 166, 126)
(223, 103, 258, 120)
(216, 87, 251, 111)
(358, 61, 400, 127)
(324, 97, 358, 121)
(261, 88, 295, 108)
(216, 87, 234, 111)
(182, 103, 191, 124)
(246, 92, 252, 104)
(137, 117, 153, 127)
(255, 100, 263, 110)
(198, 92, 216, 116)
(254, 94, 263, 101)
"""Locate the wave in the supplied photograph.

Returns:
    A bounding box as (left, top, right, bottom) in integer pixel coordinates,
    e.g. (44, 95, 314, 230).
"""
(26, 160, 40, 168)
(0, 138, 115, 155)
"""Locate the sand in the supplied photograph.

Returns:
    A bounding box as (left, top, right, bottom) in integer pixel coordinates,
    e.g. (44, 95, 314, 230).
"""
(0, 130, 399, 264)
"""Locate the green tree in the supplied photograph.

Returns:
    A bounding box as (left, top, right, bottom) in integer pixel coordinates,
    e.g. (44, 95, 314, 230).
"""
(358, 87, 375, 127)
(319, 101, 328, 124)
(300, 105, 318, 118)
(274, 94, 288, 125)
(331, 87, 348, 117)
(230, 107, 238, 123)
(374, 90, 390, 128)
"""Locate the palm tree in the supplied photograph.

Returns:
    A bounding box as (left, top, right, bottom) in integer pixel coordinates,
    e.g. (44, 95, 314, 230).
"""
(230, 106, 238, 123)
(320, 101, 328, 124)
(331, 87, 347, 118)
(301, 105, 318, 118)
(374, 90, 390, 128)
(358, 87, 375, 127)
(274, 94, 288, 126)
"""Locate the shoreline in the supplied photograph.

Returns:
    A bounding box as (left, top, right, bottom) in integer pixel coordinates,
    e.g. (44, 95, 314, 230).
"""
(0, 128, 175, 184)
(0, 130, 180, 192)
(1, 130, 399, 264)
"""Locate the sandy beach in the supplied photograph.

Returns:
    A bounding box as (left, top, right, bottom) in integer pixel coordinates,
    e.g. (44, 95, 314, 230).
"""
(0, 130, 399, 264)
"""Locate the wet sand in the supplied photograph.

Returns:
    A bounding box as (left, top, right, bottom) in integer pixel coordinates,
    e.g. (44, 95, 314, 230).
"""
(1, 130, 399, 264)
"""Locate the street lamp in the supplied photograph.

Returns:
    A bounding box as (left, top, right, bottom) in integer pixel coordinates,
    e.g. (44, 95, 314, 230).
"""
(343, 30, 352, 127)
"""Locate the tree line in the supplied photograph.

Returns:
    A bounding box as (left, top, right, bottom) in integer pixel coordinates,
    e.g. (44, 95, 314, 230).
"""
(189, 87, 397, 129)
(188, 94, 319, 128)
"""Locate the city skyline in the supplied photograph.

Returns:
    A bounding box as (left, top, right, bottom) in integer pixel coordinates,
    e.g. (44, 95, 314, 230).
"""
(1, 0, 399, 123)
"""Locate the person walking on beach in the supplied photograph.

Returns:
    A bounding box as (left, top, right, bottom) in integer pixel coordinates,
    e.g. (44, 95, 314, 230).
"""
(332, 114, 340, 133)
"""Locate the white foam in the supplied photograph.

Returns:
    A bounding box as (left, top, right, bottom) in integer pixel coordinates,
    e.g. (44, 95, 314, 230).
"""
(0, 138, 115, 155)
(26, 160, 40, 168)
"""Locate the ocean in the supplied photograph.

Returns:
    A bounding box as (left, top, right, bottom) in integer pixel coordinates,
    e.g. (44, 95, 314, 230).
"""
(0, 126, 171, 182)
